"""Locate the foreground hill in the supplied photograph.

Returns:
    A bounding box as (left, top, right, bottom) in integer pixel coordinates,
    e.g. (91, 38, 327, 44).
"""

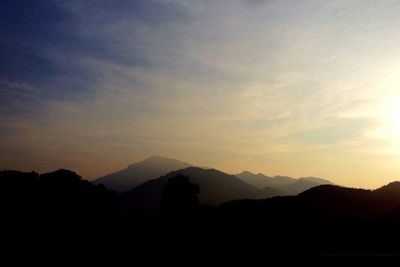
(94, 156, 192, 192)
(235, 171, 332, 194)
(1, 169, 119, 222)
(282, 177, 332, 195)
(121, 167, 284, 212)
(3, 168, 400, 257)
(220, 182, 400, 219)
(216, 182, 400, 254)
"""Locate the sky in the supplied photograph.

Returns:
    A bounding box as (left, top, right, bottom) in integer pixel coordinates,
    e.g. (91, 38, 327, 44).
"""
(2, 0, 400, 188)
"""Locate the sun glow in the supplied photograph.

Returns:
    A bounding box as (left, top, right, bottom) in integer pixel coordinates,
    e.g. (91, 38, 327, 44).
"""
(367, 66, 400, 154)
(371, 101, 400, 152)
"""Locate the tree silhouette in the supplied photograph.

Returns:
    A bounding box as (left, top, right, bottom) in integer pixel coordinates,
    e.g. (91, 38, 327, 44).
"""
(161, 174, 200, 216)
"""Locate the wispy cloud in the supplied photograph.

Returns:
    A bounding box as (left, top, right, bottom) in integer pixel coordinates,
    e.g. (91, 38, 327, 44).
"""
(2, 0, 400, 187)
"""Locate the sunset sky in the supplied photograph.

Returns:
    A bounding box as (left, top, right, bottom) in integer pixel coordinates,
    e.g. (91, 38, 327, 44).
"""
(2, 0, 400, 188)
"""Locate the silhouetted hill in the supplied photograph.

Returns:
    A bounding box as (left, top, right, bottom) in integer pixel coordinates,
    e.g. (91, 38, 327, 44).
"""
(121, 167, 283, 212)
(281, 178, 331, 195)
(4, 167, 400, 258)
(235, 171, 332, 194)
(215, 183, 400, 255)
(221, 182, 400, 220)
(1, 169, 128, 260)
(1, 170, 38, 216)
(301, 176, 332, 184)
(374, 181, 400, 194)
(1, 169, 120, 229)
(94, 156, 192, 192)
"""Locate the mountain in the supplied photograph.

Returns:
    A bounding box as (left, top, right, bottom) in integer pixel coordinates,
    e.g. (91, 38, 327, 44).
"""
(94, 156, 192, 192)
(217, 182, 400, 254)
(235, 171, 273, 188)
(235, 171, 331, 194)
(4, 167, 400, 256)
(1, 169, 119, 222)
(267, 175, 298, 188)
(301, 176, 332, 184)
(121, 167, 283, 212)
(281, 177, 331, 195)
(221, 182, 400, 219)
(235, 171, 298, 188)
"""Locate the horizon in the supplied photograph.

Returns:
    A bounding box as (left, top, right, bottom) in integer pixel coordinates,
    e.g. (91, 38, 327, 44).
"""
(2, 1, 400, 189)
(6, 154, 399, 190)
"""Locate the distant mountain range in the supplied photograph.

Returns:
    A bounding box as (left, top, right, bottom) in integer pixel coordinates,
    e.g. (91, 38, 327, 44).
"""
(95, 156, 332, 193)
(94, 156, 192, 192)
(121, 167, 284, 212)
(235, 171, 332, 195)
(93, 155, 334, 211)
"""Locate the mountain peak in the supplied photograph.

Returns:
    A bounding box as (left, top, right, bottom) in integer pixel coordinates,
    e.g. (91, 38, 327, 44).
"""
(95, 156, 192, 192)
(128, 155, 191, 167)
(238, 170, 255, 175)
(143, 155, 170, 161)
(122, 166, 280, 211)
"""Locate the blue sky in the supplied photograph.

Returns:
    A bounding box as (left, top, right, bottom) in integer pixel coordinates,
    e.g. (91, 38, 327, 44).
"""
(2, 0, 400, 187)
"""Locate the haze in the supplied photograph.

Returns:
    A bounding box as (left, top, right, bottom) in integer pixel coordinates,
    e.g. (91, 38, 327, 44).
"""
(2, 0, 400, 188)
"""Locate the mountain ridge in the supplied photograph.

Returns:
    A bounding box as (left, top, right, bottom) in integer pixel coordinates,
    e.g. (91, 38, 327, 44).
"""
(235, 170, 332, 194)
(121, 166, 284, 212)
(94, 155, 192, 192)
